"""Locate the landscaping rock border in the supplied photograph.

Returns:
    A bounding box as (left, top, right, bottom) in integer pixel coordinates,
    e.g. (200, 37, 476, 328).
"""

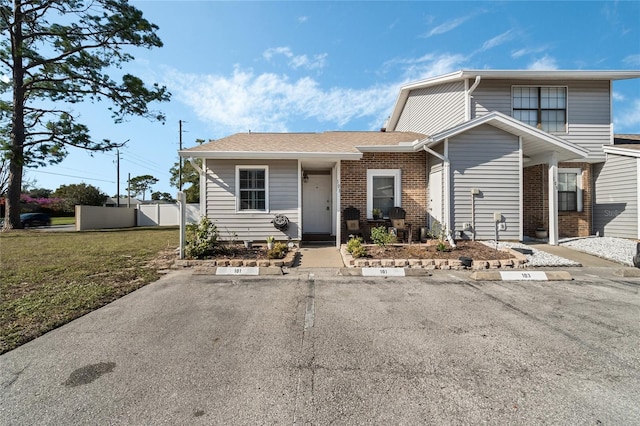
(339, 245, 528, 270)
(173, 247, 298, 269)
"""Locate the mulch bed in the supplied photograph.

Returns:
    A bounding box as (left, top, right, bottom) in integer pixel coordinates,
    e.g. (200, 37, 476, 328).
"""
(365, 240, 515, 260)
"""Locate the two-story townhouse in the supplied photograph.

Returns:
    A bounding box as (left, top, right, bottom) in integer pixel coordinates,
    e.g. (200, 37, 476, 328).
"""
(179, 70, 640, 247)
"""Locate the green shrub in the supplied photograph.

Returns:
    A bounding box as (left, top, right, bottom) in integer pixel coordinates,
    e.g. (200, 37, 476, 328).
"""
(267, 242, 288, 259)
(429, 220, 448, 251)
(346, 236, 367, 258)
(346, 236, 363, 253)
(351, 245, 368, 258)
(185, 216, 219, 259)
(370, 226, 396, 247)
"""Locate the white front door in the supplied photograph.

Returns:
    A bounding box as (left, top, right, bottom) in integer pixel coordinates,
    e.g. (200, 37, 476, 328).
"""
(429, 170, 442, 228)
(303, 173, 332, 233)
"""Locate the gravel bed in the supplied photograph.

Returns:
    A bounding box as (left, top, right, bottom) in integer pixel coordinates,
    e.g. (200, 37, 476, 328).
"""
(482, 236, 637, 267)
(559, 236, 636, 267)
(481, 240, 580, 267)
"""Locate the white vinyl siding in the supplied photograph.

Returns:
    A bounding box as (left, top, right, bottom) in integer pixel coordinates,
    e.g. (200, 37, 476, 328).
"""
(205, 159, 300, 240)
(593, 156, 638, 238)
(396, 81, 466, 135)
(447, 125, 520, 240)
(472, 79, 611, 161)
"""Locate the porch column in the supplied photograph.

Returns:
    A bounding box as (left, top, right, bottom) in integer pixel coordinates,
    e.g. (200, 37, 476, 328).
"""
(335, 160, 341, 248)
(177, 191, 186, 259)
(548, 153, 559, 246)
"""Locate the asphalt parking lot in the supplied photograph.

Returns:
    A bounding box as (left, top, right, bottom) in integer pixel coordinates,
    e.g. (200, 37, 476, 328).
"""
(1, 269, 639, 424)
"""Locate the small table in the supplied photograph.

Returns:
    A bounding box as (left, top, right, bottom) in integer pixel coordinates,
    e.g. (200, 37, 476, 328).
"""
(366, 219, 390, 241)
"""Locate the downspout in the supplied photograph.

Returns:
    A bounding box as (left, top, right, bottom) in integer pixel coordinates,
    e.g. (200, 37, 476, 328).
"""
(188, 157, 203, 174)
(467, 75, 481, 121)
(423, 146, 447, 162)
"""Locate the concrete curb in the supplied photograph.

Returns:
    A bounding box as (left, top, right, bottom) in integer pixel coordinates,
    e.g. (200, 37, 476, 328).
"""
(613, 268, 640, 278)
(338, 268, 433, 277)
(192, 266, 284, 276)
(470, 270, 573, 281)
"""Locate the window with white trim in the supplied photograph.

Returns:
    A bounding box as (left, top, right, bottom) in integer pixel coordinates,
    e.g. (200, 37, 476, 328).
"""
(558, 168, 582, 212)
(236, 165, 268, 212)
(513, 86, 567, 132)
(366, 169, 401, 218)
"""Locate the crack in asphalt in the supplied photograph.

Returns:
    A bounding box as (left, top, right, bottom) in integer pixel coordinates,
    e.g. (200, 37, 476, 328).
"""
(462, 279, 640, 376)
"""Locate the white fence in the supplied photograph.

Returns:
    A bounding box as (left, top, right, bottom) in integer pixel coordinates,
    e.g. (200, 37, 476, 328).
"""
(75, 204, 201, 230)
(137, 203, 201, 227)
(76, 205, 136, 231)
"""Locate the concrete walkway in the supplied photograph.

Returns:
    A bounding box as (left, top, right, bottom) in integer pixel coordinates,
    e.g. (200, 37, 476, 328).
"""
(525, 242, 623, 267)
(296, 245, 344, 268)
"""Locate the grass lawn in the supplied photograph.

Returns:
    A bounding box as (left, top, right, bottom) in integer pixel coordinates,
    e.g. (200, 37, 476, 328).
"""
(51, 216, 75, 226)
(0, 227, 179, 354)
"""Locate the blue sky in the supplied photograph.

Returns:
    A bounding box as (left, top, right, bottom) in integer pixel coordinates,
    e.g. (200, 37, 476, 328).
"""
(23, 0, 640, 197)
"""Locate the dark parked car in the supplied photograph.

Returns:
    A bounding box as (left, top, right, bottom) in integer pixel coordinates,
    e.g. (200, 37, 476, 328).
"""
(20, 213, 51, 228)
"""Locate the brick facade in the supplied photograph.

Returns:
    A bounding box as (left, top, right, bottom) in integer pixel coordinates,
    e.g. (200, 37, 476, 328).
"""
(523, 162, 592, 238)
(340, 151, 428, 241)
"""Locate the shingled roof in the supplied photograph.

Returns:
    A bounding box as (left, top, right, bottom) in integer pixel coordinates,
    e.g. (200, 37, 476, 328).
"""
(180, 131, 426, 158)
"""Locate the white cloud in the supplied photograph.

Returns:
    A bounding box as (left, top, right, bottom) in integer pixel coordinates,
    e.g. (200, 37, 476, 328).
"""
(424, 15, 471, 37)
(263, 47, 327, 70)
(298, 16, 308, 23)
(511, 45, 549, 59)
(614, 99, 640, 131)
(527, 55, 558, 70)
(623, 54, 640, 67)
(163, 66, 395, 135)
(382, 53, 468, 82)
(162, 51, 473, 137)
(613, 91, 625, 102)
(480, 30, 513, 51)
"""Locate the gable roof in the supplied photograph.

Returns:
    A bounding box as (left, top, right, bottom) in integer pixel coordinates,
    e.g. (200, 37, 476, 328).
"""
(387, 69, 640, 132)
(614, 134, 640, 144)
(179, 131, 426, 160)
(418, 111, 589, 163)
(604, 144, 640, 158)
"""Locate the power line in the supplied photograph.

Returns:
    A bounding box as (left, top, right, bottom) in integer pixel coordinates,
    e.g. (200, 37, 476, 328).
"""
(25, 169, 115, 183)
(121, 158, 167, 176)
(122, 149, 168, 170)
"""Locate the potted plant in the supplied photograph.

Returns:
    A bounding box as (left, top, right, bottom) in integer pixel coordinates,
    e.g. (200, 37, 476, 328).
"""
(535, 227, 548, 239)
(372, 208, 382, 220)
(266, 235, 275, 250)
(534, 219, 548, 239)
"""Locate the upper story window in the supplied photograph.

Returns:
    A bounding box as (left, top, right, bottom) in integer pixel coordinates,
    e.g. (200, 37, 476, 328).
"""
(236, 165, 268, 212)
(512, 86, 567, 132)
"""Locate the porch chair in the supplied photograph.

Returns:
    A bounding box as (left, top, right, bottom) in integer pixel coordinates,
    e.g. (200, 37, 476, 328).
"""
(388, 206, 413, 243)
(343, 206, 363, 239)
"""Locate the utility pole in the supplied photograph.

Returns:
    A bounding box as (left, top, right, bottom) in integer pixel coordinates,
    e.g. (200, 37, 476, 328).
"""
(127, 173, 131, 208)
(116, 149, 120, 207)
(179, 120, 183, 191)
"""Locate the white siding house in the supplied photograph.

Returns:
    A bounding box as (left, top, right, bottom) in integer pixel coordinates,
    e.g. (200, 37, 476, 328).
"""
(179, 70, 640, 253)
